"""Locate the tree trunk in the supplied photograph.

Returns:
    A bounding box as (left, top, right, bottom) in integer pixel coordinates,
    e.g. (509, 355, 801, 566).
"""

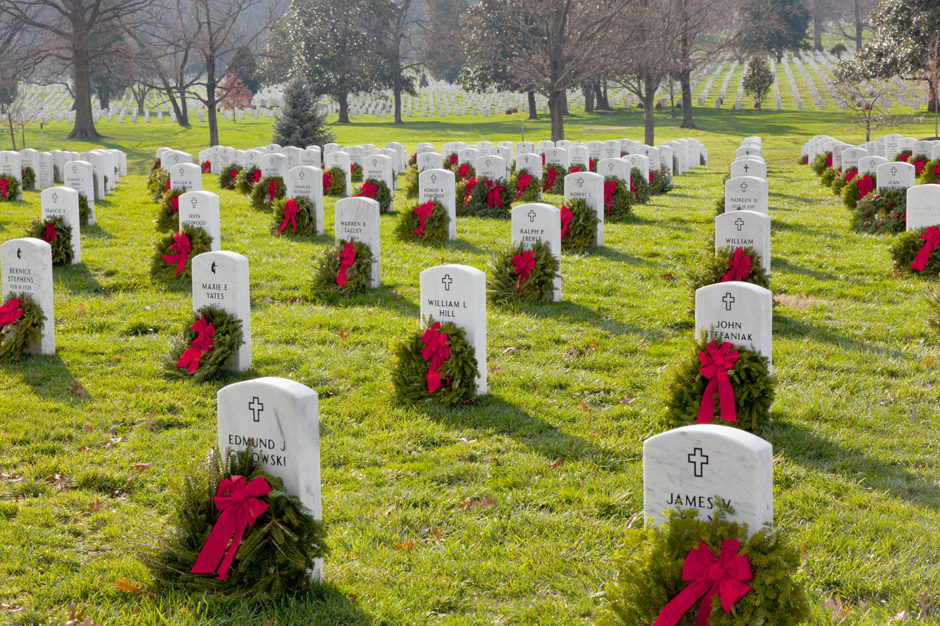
(177, 87, 190, 126)
(527, 91, 538, 119)
(679, 70, 696, 129)
(394, 80, 403, 124)
(206, 59, 219, 146)
(812, 0, 823, 50)
(643, 89, 655, 145)
(337, 92, 350, 123)
(7, 113, 17, 150)
(854, 0, 863, 51)
(549, 89, 565, 141)
(595, 82, 610, 110)
(68, 39, 100, 139)
(133, 85, 147, 115)
(562, 91, 569, 115)
(583, 84, 595, 113)
(98, 89, 110, 112)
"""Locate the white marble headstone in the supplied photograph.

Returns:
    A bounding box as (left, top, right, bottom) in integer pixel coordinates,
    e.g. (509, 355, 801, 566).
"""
(714, 210, 771, 274)
(475, 155, 508, 181)
(0, 151, 23, 198)
(362, 154, 393, 190)
(63, 161, 95, 224)
(191, 251, 251, 371)
(287, 166, 324, 235)
(624, 154, 649, 181)
(730, 158, 766, 180)
(515, 154, 542, 181)
(543, 147, 569, 169)
(724, 176, 769, 214)
(564, 172, 604, 246)
(906, 185, 940, 232)
(179, 191, 221, 251)
(260, 153, 288, 180)
(324, 151, 352, 196)
(170, 163, 203, 193)
(876, 162, 915, 191)
(419, 169, 456, 240)
(841, 148, 868, 171)
(417, 152, 443, 172)
(334, 197, 381, 287)
(597, 158, 629, 182)
(512, 203, 561, 301)
(858, 156, 888, 177)
(1, 238, 54, 354)
(41, 187, 81, 263)
(695, 282, 773, 371)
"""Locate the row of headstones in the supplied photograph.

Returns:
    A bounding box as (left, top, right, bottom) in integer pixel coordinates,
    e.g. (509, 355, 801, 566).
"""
(804, 134, 940, 163)
(0, 149, 125, 202)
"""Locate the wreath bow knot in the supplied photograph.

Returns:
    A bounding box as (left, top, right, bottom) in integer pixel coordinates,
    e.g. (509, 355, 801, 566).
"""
(421, 322, 450, 394)
(697, 341, 739, 423)
(279, 199, 299, 233)
(163, 232, 192, 275)
(515, 173, 532, 200)
(721, 248, 752, 282)
(511, 250, 536, 289)
(176, 316, 216, 373)
(414, 201, 435, 236)
(912, 226, 940, 272)
(560, 205, 574, 240)
(336, 242, 357, 286)
(0, 298, 23, 328)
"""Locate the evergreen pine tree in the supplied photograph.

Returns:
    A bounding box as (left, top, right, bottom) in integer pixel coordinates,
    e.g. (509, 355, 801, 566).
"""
(272, 79, 335, 147)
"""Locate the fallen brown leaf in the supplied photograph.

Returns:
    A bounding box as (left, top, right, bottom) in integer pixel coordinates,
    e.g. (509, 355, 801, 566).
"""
(114, 577, 143, 593)
(131, 463, 151, 472)
(459, 496, 497, 510)
(70, 382, 88, 396)
(88, 500, 104, 513)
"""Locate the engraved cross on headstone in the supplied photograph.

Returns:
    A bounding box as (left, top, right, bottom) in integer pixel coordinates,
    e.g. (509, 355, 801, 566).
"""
(890, 166, 898, 177)
(248, 396, 264, 422)
(51, 192, 58, 202)
(742, 163, 750, 173)
(528, 209, 536, 223)
(299, 171, 305, 180)
(734, 217, 744, 231)
(430, 173, 437, 184)
(191, 197, 198, 208)
(441, 274, 452, 291)
(740, 182, 749, 193)
(576, 177, 584, 188)
(688, 447, 709, 478)
(722, 292, 735, 310)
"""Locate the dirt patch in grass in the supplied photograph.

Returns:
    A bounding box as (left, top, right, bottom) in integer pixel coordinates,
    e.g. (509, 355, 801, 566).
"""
(774, 293, 826, 309)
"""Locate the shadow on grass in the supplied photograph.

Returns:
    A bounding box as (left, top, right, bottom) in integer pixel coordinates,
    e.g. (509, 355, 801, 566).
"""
(54, 262, 107, 294)
(308, 284, 420, 317)
(419, 394, 626, 470)
(771, 257, 841, 282)
(398, 236, 487, 255)
(523, 299, 669, 341)
(82, 221, 113, 239)
(771, 219, 831, 237)
(773, 312, 909, 360)
(765, 418, 940, 510)
(0, 353, 90, 402)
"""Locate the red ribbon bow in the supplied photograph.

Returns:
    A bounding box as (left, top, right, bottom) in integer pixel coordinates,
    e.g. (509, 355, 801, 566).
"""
(914, 158, 926, 175)
(912, 226, 940, 272)
(458, 163, 470, 179)
(603, 180, 617, 214)
(589, 159, 597, 171)
(0, 179, 8, 198)
(190, 475, 272, 581)
(0, 298, 23, 328)
(448, 154, 457, 166)
(323, 172, 333, 193)
(336, 242, 356, 285)
(464, 177, 478, 204)
(653, 539, 752, 626)
(414, 201, 435, 236)
(486, 181, 504, 209)
(826, 154, 833, 167)
(570, 165, 581, 173)
(229, 168, 239, 182)
(630, 176, 638, 199)
(267, 179, 279, 202)
(899, 152, 910, 162)
(856, 174, 874, 199)
(162, 231, 192, 275)
(933, 163, 940, 182)
(279, 198, 299, 232)
(515, 173, 532, 200)
(357, 182, 378, 199)
(543, 167, 558, 192)
(721, 248, 751, 282)
(203, 161, 211, 174)
(166, 179, 171, 191)
(176, 316, 216, 373)
(421, 322, 450, 393)
(43, 222, 58, 243)
(560, 205, 573, 240)
(845, 168, 857, 182)
(697, 341, 739, 424)
(170, 194, 179, 213)
(512, 250, 535, 289)
(251, 169, 262, 183)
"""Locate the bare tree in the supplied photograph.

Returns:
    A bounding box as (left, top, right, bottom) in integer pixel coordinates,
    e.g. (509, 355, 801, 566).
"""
(382, 0, 422, 124)
(0, 0, 153, 139)
(833, 64, 894, 141)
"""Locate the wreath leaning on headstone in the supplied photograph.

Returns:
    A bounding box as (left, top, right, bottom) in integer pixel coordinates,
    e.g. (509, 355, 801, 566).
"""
(487, 240, 559, 304)
(395, 199, 450, 242)
(0, 174, 21, 202)
(603, 176, 633, 222)
(630, 169, 650, 204)
(272, 197, 318, 237)
(156, 188, 185, 232)
(140, 446, 327, 599)
(165, 306, 244, 381)
(921, 159, 940, 185)
(323, 167, 346, 197)
(456, 162, 476, 181)
(511, 170, 541, 203)
(356, 178, 393, 214)
(891, 227, 940, 276)
(250, 176, 285, 211)
(78, 194, 91, 226)
(599, 507, 809, 626)
(310, 240, 374, 297)
(235, 166, 262, 195)
(811, 152, 831, 176)
(148, 160, 169, 201)
(841, 171, 874, 209)
(664, 336, 775, 434)
(852, 188, 907, 234)
(219, 163, 243, 190)
(0, 293, 45, 362)
(687, 247, 770, 311)
(464, 177, 513, 218)
(542, 164, 567, 194)
(26, 216, 74, 265)
(21, 167, 36, 191)
(650, 167, 672, 194)
(350, 162, 363, 182)
(401, 165, 419, 199)
(560, 198, 599, 251)
(150, 224, 213, 282)
(392, 316, 479, 406)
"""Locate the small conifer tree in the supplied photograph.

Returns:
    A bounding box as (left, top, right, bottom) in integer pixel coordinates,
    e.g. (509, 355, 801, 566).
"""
(743, 56, 774, 110)
(272, 78, 335, 147)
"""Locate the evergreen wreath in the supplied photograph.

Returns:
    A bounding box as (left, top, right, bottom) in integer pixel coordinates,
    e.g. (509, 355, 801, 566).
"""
(830, 169, 849, 195)
(392, 317, 479, 406)
(219, 163, 243, 190)
(890, 228, 940, 275)
(895, 149, 913, 164)
(443, 153, 459, 172)
(0, 293, 45, 362)
(852, 188, 907, 234)
(630, 169, 650, 204)
(356, 178, 393, 214)
(560, 198, 599, 251)
(21, 167, 35, 191)
(201, 160, 211, 175)
(324, 167, 346, 197)
(650, 168, 672, 194)
(921, 160, 940, 185)
(542, 164, 567, 194)
(511, 170, 541, 203)
(603, 176, 633, 222)
(910, 155, 928, 177)
(798, 154, 809, 165)
(842, 172, 874, 209)
(165, 306, 245, 381)
(687, 247, 770, 309)
(456, 162, 476, 181)
(664, 336, 775, 433)
(713, 194, 727, 217)
(395, 200, 449, 242)
(272, 197, 318, 237)
(819, 166, 837, 188)
(700, 153, 707, 166)
(456, 178, 477, 216)
(811, 152, 831, 176)
(157, 188, 185, 232)
(350, 162, 363, 183)
(26, 216, 74, 265)
(401, 165, 419, 199)
(78, 194, 91, 226)
(486, 240, 559, 304)
(249, 176, 285, 211)
(599, 507, 809, 626)
(150, 224, 213, 282)
(235, 166, 262, 195)
(0, 174, 20, 201)
(464, 177, 512, 218)
(148, 160, 169, 202)
(310, 240, 374, 296)
(141, 446, 327, 598)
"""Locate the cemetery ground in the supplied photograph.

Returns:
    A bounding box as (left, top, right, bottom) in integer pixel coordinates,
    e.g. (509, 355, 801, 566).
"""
(1, 108, 939, 624)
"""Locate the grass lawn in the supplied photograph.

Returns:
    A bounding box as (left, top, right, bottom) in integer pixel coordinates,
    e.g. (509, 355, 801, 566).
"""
(0, 106, 939, 624)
